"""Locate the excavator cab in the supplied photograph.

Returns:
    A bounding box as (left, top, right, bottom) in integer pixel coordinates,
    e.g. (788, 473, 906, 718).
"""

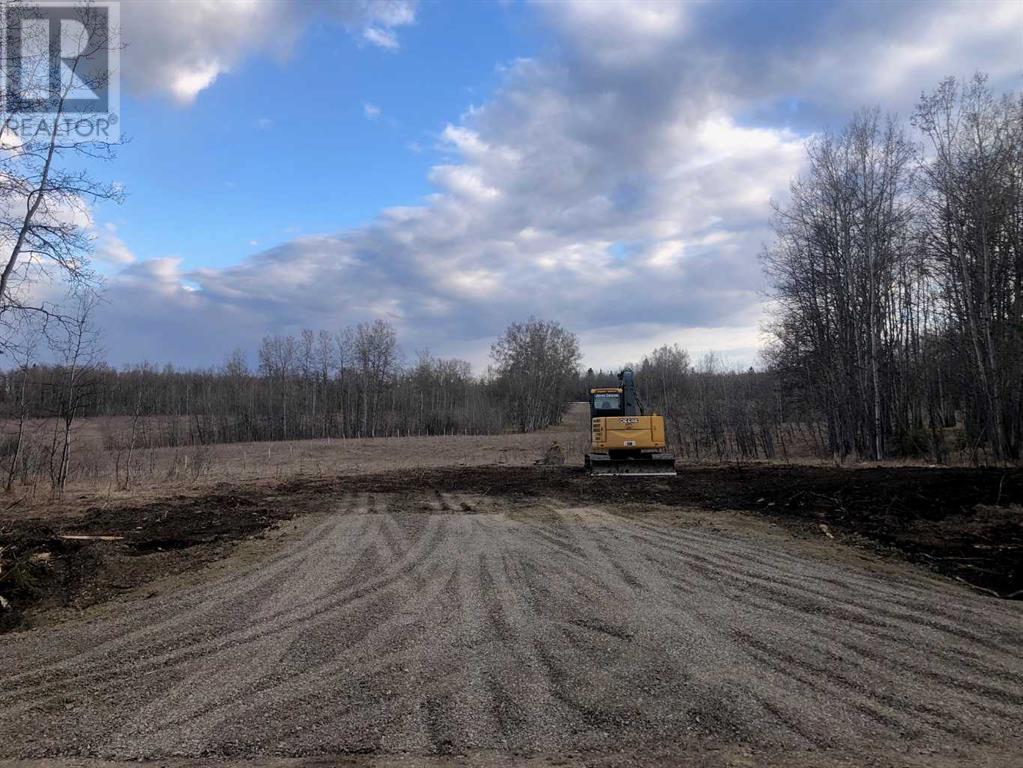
(590, 389, 623, 416)
(585, 370, 676, 476)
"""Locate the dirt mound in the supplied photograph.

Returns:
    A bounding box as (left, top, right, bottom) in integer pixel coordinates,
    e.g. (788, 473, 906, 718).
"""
(0, 487, 303, 630)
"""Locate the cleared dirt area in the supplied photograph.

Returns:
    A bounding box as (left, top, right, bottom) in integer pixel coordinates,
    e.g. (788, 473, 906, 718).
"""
(4, 464, 1021, 632)
(2, 487, 1022, 767)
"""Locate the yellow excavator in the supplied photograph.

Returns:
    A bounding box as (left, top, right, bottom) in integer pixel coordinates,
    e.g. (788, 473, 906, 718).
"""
(585, 368, 676, 476)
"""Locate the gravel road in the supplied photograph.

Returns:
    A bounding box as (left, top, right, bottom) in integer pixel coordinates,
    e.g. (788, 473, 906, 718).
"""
(2, 491, 1021, 763)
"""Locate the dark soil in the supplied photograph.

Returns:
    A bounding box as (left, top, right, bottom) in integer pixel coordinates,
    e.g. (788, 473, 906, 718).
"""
(0, 523, 101, 632)
(1, 464, 1020, 633)
(0, 487, 309, 631)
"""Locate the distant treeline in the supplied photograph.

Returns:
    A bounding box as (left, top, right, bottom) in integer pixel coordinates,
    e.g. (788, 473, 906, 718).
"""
(0, 318, 583, 492)
(0, 311, 1013, 497)
(0, 318, 578, 440)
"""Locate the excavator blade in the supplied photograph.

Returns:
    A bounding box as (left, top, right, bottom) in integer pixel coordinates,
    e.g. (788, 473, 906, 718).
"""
(586, 453, 677, 477)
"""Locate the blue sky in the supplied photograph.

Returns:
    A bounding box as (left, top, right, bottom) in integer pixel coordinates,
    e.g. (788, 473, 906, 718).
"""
(88, 0, 1022, 371)
(101, 1, 541, 271)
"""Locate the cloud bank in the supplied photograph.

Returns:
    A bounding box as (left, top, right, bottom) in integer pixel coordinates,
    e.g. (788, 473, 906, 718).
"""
(101, 0, 1023, 370)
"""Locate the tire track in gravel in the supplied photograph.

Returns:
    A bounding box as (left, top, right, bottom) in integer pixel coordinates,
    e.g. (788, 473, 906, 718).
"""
(626, 516, 1002, 626)
(0, 500, 359, 704)
(0, 496, 444, 711)
(515, 507, 1018, 748)
(631, 530, 1023, 708)
(101, 513, 469, 757)
(1, 496, 1020, 760)
(100, 516, 449, 717)
(0, 494, 362, 686)
(611, 523, 1023, 744)
(626, 522, 1021, 657)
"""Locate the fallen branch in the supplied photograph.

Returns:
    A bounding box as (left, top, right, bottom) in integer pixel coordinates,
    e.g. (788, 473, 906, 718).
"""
(952, 576, 1002, 598)
(3, 497, 24, 513)
(919, 553, 988, 562)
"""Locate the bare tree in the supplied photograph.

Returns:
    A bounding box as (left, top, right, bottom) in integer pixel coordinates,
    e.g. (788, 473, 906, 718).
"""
(491, 318, 580, 432)
(914, 75, 1023, 460)
(0, 3, 122, 353)
(2, 317, 41, 491)
(46, 292, 101, 495)
(258, 334, 298, 439)
(764, 109, 917, 460)
(638, 344, 690, 449)
(352, 320, 399, 437)
(758, 73, 1020, 463)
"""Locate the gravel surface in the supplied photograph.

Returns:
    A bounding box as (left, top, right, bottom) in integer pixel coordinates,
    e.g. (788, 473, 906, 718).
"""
(1, 491, 1021, 764)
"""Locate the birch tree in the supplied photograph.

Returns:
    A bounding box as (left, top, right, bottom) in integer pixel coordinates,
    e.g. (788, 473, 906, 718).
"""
(914, 75, 1023, 460)
(0, 3, 121, 351)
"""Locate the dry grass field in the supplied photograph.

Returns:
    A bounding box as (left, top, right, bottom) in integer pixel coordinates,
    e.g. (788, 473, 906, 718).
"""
(0, 409, 590, 502)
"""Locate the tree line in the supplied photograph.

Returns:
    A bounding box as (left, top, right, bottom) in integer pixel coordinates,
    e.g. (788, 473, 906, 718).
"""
(0, 317, 583, 492)
(584, 74, 1021, 466)
(764, 74, 1021, 462)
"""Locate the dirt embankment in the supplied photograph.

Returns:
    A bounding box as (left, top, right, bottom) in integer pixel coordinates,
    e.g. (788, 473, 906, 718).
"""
(1, 464, 1021, 632)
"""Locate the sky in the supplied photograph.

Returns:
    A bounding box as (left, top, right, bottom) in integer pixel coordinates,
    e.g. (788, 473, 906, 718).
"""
(83, 0, 1022, 373)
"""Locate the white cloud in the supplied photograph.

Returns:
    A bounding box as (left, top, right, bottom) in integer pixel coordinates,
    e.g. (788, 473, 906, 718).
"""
(363, 102, 382, 120)
(681, 0, 1023, 120)
(121, 0, 418, 103)
(578, 320, 768, 372)
(814, 0, 1023, 107)
(94, 223, 136, 267)
(539, 0, 692, 68)
(362, 26, 400, 50)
